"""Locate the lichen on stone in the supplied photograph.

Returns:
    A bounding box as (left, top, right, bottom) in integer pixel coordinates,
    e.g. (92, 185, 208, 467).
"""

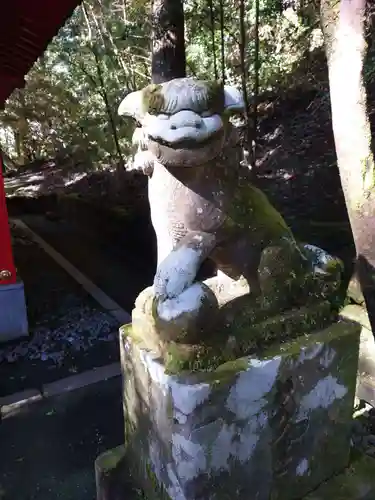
(159, 301, 334, 375)
(142, 83, 164, 115)
(96, 445, 127, 473)
(204, 80, 225, 114)
(226, 181, 292, 236)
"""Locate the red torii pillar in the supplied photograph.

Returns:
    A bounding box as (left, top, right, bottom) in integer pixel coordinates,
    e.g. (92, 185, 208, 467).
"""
(0, 151, 28, 341)
(0, 153, 17, 284)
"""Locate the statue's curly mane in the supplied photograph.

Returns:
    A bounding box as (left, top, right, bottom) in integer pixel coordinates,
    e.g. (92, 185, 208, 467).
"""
(144, 78, 224, 116)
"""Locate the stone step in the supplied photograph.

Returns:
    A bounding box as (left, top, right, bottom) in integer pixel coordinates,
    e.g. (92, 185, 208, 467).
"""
(304, 454, 375, 500)
(95, 449, 375, 500)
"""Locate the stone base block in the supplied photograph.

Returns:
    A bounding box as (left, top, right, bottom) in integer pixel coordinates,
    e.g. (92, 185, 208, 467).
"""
(0, 281, 28, 342)
(120, 319, 360, 500)
(304, 454, 375, 499)
(95, 445, 128, 500)
(94, 450, 375, 500)
(339, 305, 375, 407)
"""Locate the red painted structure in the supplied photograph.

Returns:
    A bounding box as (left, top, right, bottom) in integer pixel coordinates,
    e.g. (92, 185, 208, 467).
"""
(0, 157, 16, 284)
(0, 0, 81, 286)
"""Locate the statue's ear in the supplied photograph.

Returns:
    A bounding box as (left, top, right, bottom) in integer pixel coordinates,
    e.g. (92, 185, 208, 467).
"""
(118, 90, 145, 121)
(223, 85, 245, 114)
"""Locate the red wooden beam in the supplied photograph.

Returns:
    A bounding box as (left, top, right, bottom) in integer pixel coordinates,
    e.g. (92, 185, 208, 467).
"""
(0, 152, 16, 285)
(0, 0, 81, 106)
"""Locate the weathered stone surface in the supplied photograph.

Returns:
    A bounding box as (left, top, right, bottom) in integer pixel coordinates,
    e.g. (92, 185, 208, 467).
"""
(95, 445, 146, 500)
(131, 298, 334, 374)
(95, 446, 127, 500)
(304, 454, 375, 500)
(120, 319, 360, 500)
(340, 305, 375, 406)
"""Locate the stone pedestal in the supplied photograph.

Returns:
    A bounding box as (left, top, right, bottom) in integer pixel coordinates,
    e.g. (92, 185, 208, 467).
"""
(95, 445, 128, 500)
(120, 319, 360, 500)
(92, 450, 375, 500)
(0, 280, 28, 342)
(339, 305, 375, 407)
(305, 454, 375, 499)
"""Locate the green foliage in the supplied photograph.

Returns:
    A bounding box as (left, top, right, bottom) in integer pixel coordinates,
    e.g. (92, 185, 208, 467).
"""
(0, 0, 151, 166)
(0, 0, 324, 167)
(185, 0, 322, 92)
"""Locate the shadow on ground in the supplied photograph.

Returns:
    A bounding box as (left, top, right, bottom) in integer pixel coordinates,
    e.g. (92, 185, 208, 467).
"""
(0, 223, 121, 397)
(0, 377, 141, 500)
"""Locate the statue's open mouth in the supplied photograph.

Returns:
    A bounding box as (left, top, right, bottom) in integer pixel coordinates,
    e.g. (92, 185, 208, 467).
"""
(149, 129, 224, 150)
(148, 130, 225, 167)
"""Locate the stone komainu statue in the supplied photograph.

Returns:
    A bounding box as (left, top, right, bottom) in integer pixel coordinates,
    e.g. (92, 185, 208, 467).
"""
(118, 77, 343, 371)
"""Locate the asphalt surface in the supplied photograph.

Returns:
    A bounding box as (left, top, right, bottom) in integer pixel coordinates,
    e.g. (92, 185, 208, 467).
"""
(0, 377, 142, 500)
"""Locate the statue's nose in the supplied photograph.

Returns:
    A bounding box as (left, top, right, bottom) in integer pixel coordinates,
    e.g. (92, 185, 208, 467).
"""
(169, 111, 203, 130)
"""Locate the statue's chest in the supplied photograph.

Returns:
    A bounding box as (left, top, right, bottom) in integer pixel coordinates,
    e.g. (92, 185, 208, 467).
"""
(148, 163, 227, 232)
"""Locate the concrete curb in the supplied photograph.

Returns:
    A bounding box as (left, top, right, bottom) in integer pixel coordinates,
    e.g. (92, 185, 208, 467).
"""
(1, 218, 132, 411)
(1, 362, 122, 418)
(42, 362, 121, 398)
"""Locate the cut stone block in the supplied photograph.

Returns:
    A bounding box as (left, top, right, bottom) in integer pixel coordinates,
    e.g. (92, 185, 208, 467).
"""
(304, 454, 375, 500)
(120, 319, 360, 500)
(95, 445, 127, 500)
(0, 281, 28, 342)
(339, 305, 375, 407)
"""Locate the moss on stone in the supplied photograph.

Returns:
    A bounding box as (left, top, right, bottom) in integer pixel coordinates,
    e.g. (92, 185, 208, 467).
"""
(95, 445, 127, 473)
(121, 322, 144, 345)
(161, 301, 335, 375)
(164, 342, 224, 375)
(142, 84, 164, 115)
(204, 80, 225, 114)
(226, 181, 292, 238)
(122, 294, 347, 377)
(120, 323, 134, 340)
(126, 440, 171, 500)
(304, 453, 375, 500)
(264, 318, 360, 359)
(226, 300, 334, 354)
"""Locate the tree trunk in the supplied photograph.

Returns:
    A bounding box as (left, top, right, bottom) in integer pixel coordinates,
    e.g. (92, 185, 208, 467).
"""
(92, 44, 125, 172)
(81, 1, 125, 173)
(151, 0, 186, 83)
(321, 0, 375, 332)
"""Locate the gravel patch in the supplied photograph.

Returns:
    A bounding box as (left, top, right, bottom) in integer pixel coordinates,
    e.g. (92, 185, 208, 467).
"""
(0, 222, 121, 396)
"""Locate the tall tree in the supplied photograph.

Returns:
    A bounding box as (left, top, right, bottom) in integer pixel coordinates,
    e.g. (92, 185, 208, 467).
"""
(151, 0, 186, 83)
(321, 0, 375, 331)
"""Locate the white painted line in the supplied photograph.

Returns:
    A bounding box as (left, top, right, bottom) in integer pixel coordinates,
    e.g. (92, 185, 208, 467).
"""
(1, 393, 43, 420)
(0, 388, 41, 407)
(42, 362, 121, 397)
(11, 218, 131, 324)
(1, 362, 122, 417)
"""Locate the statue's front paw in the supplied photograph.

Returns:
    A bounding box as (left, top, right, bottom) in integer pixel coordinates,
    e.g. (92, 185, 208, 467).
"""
(154, 248, 199, 301)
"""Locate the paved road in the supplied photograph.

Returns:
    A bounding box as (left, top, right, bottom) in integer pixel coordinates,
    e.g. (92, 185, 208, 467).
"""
(0, 214, 151, 499)
(0, 377, 142, 500)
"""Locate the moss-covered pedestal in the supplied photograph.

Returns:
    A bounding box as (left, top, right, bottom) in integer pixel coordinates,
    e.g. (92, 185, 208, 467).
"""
(116, 317, 360, 500)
